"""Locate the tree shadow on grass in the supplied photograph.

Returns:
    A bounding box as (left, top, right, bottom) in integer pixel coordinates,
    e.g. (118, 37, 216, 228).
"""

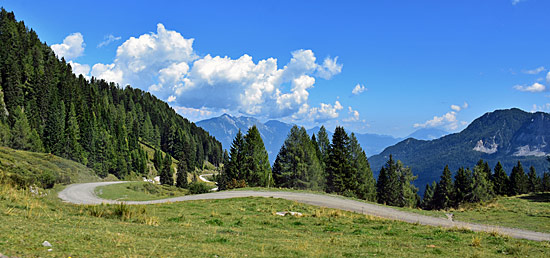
(518, 192, 550, 203)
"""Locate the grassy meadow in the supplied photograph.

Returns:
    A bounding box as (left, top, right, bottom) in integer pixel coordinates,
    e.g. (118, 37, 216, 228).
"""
(1, 183, 549, 257)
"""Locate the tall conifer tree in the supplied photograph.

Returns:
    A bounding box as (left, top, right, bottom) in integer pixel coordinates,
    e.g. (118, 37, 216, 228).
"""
(243, 125, 272, 187)
(432, 165, 454, 210)
(492, 162, 509, 195)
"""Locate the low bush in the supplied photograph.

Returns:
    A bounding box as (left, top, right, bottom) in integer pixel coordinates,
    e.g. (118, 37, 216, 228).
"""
(189, 182, 211, 194)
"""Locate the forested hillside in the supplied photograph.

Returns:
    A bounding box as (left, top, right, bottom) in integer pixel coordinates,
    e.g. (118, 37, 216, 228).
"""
(0, 9, 222, 178)
(369, 108, 549, 188)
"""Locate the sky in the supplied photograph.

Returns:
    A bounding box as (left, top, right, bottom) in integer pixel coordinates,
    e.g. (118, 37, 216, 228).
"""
(2, 0, 549, 137)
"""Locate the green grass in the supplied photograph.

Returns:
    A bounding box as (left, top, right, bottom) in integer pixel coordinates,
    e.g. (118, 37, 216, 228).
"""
(95, 181, 188, 201)
(447, 193, 550, 233)
(234, 187, 550, 233)
(0, 146, 99, 187)
(1, 184, 549, 258)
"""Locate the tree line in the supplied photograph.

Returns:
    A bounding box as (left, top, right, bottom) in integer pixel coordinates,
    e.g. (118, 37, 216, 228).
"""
(0, 9, 223, 180)
(421, 158, 550, 210)
(219, 124, 550, 210)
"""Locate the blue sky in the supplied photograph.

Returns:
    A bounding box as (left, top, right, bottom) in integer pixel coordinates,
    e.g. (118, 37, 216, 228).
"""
(3, 0, 549, 137)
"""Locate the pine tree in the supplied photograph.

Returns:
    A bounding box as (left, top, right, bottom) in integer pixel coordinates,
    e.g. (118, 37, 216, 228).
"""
(0, 120, 11, 146)
(509, 161, 528, 195)
(153, 149, 164, 172)
(397, 161, 418, 207)
(316, 126, 331, 167)
(470, 163, 494, 203)
(243, 125, 272, 187)
(160, 154, 174, 185)
(432, 165, 454, 210)
(421, 181, 436, 210)
(326, 127, 353, 195)
(10, 106, 43, 151)
(63, 102, 84, 162)
(542, 172, 550, 192)
(176, 158, 188, 188)
(349, 133, 376, 201)
(219, 130, 246, 190)
(454, 167, 472, 207)
(376, 155, 417, 207)
(377, 155, 397, 205)
(527, 166, 540, 193)
(492, 161, 509, 196)
(272, 126, 323, 190)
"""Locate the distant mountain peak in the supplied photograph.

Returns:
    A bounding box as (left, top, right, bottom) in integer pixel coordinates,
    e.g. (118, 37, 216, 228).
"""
(369, 108, 550, 190)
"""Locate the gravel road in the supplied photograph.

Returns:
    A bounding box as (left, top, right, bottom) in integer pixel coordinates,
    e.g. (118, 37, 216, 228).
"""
(58, 181, 550, 242)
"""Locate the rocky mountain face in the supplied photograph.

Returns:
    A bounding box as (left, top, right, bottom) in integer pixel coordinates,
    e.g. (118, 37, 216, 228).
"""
(369, 108, 550, 189)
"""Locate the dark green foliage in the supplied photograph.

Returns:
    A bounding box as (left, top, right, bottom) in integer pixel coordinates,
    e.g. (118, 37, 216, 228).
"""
(376, 155, 418, 207)
(349, 133, 376, 201)
(542, 172, 550, 192)
(453, 167, 472, 207)
(10, 106, 43, 152)
(544, 157, 550, 191)
(188, 182, 211, 194)
(492, 162, 509, 195)
(509, 161, 528, 195)
(432, 165, 454, 210)
(527, 166, 540, 193)
(218, 130, 245, 190)
(159, 154, 173, 186)
(242, 126, 272, 187)
(421, 181, 436, 210)
(153, 149, 164, 172)
(176, 158, 188, 188)
(326, 127, 353, 195)
(272, 126, 324, 190)
(470, 162, 494, 203)
(0, 9, 222, 178)
(316, 126, 331, 168)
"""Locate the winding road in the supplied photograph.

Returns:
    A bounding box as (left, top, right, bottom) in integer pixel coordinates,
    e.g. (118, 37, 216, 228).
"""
(58, 181, 550, 242)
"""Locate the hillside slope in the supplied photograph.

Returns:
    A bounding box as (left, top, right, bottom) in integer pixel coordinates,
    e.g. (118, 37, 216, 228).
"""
(0, 8, 222, 179)
(369, 108, 549, 188)
(0, 146, 99, 188)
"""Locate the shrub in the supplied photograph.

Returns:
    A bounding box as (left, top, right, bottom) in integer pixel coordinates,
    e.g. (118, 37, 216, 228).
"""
(189, 182, 211, 194)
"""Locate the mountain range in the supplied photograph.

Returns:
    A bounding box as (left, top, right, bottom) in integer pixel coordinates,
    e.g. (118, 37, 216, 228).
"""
(368, 108, 550, 189)
(196, 114, 448, 163)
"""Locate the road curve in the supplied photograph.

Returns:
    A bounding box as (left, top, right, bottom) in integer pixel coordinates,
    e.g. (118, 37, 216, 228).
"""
(58, 181, 550, 242)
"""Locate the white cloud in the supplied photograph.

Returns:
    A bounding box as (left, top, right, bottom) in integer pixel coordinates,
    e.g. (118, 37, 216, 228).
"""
(167, 95, 176, 103)
(414, 111, 459, 130)
(87, 23, 342, 122)
(92, 23, 196, 91)
(91, 63, 123, 84)
(68, 61, 90, 78)
(173, 106, 216, 122)
(51, 32, 85, 60)
(97, 34, 122, 48)
(414, 102, 469, 131)
(514, 82, 546, 92)
(308, 101, 343, 123)
(522, 66, 545, 75)
(352, 84, 366, 95)
(532, 103, 550, 112)
(512, 0, 526, 5)
(547, 71, 550, 83)
(343, 106, 360, 122)
(316, 56, 343, 79)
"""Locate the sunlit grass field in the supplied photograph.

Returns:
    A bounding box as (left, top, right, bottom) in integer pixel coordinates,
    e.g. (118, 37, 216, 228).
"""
(1, 184, 549, 257)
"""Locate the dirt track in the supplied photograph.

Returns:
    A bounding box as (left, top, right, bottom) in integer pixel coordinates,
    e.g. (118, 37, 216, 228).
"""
(58, 181, 550, 242)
